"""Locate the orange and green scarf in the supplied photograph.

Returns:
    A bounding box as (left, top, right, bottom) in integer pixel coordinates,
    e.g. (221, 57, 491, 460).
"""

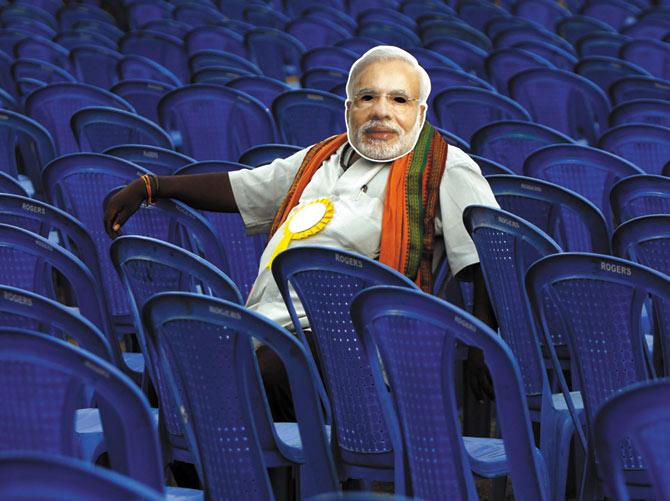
(269, 122, 448, 292)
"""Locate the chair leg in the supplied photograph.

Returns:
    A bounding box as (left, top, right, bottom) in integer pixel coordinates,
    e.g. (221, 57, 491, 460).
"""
(540, 412, 574, 501)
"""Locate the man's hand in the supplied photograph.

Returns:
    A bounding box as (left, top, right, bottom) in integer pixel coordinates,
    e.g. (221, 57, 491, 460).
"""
(465, 346, 494, 402)
(103, 179, 146, 238)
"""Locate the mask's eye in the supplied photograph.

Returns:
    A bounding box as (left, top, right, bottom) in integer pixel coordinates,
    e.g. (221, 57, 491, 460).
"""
(359, 94, 375, 102)
(392, 95, 408, 104)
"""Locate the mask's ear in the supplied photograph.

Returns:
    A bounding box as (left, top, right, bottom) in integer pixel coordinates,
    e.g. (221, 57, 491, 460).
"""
(419, 103, 427, 124)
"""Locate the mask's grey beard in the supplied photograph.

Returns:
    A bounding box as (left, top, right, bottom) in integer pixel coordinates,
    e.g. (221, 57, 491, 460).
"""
(349, 115, 423, 162)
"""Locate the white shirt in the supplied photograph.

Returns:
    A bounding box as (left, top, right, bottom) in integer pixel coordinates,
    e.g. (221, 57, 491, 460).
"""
(229, 142, 499, 328)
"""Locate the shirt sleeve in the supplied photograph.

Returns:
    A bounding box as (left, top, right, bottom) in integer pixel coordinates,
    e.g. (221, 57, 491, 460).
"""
(438, 146, 500, 277)
(229, 147, 310, 234)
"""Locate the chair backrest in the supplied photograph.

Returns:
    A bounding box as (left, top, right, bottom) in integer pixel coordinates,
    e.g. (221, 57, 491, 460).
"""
(524, 144, 644, 231)
(0, 330, 164, 490)
(188, 49, 262, 75)
(116, 55, 181, 87)
(272, 89, 345, 147)
(610, 174, 670, 227)
(225, 75, 291, 108)
(432, 86, 531, 143)
(351, 285, 550, 500)
(575, 56, 651, 94)
(272, 246, 417, 459)
(11, 58, 76, 86)
(0, 172, 27, 196)
(469, 154, 514, 176)
(287, 15, 351, 50)
(579, 0, 640, 30)
(488, 175, 610, 253)
(514, 0, 571, 30)
(470, 119, 574, 174)
(191, 66, 255, 86)
(610, 76, 670, 106)
(424, 37, 488, 77)
(576, 32, 632, 58)
(174, 161, 266, 299)
(25, 83, 134, 156)
(69, 45, 122, 88)
(14, 35, 70, 70)
(238, 143, 302, 167)
(0, 108, 55, 194)
(0, 283, 110, 361)
(0, 452, 165, 501)
(158, 84, 277, 161)
(510, 68, 611, 145)
(119, 30, 188, 84)
(110, 79, 176, 124)
(359, 21, 422, 49)
(493, 24, 575, 54)
(612, 215, 670, 277)
(111, 235, 241, 440)
(598, 123, 670, 176)
(463, 205, 561, 397)
(300, 46, 358, 73)
(510, 39, 578, 71)
(609, 98, 670, 129)
(72, 106, 174, 153)
(419, 19, 489, 50)
(595, 380, 670, 501)
(485, 47, 555, 95)
(144, 292, 338, 498)
(55, 30, 117, 51)
(556, 14, 616, 45)
(245, 27, 306, 82)
(621, 38, 670, 81)
(185, 25, 247, 57)
(300, 67, 348, 92)
(103, 143, 194, 175)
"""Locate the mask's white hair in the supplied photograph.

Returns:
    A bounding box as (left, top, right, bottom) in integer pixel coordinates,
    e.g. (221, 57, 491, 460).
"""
(345, 45, 431, 105)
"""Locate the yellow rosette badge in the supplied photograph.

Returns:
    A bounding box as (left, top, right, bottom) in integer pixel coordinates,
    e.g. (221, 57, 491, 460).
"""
(267, 198, 334, 268)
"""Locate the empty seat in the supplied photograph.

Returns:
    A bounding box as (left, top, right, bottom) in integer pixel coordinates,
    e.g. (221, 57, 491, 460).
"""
(575, 56, 651, 94)
(610, 75, 670, 105)
(609, 99, 670, 128)
(598, 123, 670, 175)
(110, 79, 175, 124)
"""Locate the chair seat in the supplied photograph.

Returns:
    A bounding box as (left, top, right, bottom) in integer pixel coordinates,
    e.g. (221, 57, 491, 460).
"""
(122, 351, 145, 375)
(166, 486, 204, 500)
(464, 436, 508, 478)
(273, 422, 331, 463)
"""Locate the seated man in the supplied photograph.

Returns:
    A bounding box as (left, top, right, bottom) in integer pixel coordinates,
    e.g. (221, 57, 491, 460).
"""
(104, 45, 499, 421)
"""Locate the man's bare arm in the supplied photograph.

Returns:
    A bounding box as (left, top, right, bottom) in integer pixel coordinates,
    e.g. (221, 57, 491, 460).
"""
(103, 172, 238, 238)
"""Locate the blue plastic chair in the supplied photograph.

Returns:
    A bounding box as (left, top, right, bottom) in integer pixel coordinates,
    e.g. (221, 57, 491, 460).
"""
(595, 380, 670, 501)
(622, 17, 670, 40)
(524, 144, 644, 231)
(425, 37, 488, 77)
(237, 143, 302, 167)
(613, 215, 670, 277)
(272, 89, 345, 147)
(188, 49, 262, 76)
(513, 0, 570, 30)
(357, 22, 421, 49)
(1, 5, 54, 30)
(13, 35, 71, 71)
(0, 171, 27, 196)
(0, 330, 166, 491)
(72, 19, 124, 44)
(117, 54, 182, 87)
(103, 144, 194, 175)
(300, 67, 348, 92)
(471, 120, 574, 175)
(55, 30, 117, 51)
(301, 5, 357, 33)
(24, 83, 134, 156)
(345, 0, 399, 18)
(575, 56, 651, 94)
(420, 19, 490, 50)
(72, 106, 174, 153)
(69, 45, 122, 89)
(140, 19, 193, 37)
(110, 79, 175, 124)
(287, 15, 351, 50)
(173, 2, 226, 27)
(436, 126, 471, 151)
(432, 87, 531, 144)
(510, 68, 611, 145)
(484, 15, 540, 40)
(621, 38, 670, 80)
(57, 4, 116, 31)
(456, 0, 508, 31)
(488, 175, 611, 253)
(511, 39, 578, 71)
(0, 108, 55, 196)
(598, 123, 670, 176)
(185, 25, 247, 58)
(426, 67, 495, 97)
(174, 160, 266, 299)
(245, 27, 306, 83)
(3, 18, 55, 39)
(11, 58, 76, 86)
(351, 285, 551, 500)
(526, 253, 670, 500)
(357, 8, 417, 31)
(404, 0, 456, 19)
(334, 36, 383, 56)
(120, 30, 188, 84)
(0, 453, 164, 501)
(463, 205, 582, 501)
(0, 49, 16, 97)
(126, 0, 173, 30)
(556, 15, 616, 46)
(580, 0, 640, 30)
(158, 84, 277, 161)
(191, 66, 254, 85)
(143, 292, 339, 498)
(225, 75, 291, 108)
(576, 32, 632, 58)
(300, 46, 358, 73)
(485, 47, 555, 95)
(243, 4, 290, 29)
(110, 235, 242, 464)
(408, 46, 462, 71)
(610, 75, 670, 105)
(609, 98, 670, 128)
(0, 283, 110, 360)
(610, 174, 670, 227)
(493, 25, 575, 54)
